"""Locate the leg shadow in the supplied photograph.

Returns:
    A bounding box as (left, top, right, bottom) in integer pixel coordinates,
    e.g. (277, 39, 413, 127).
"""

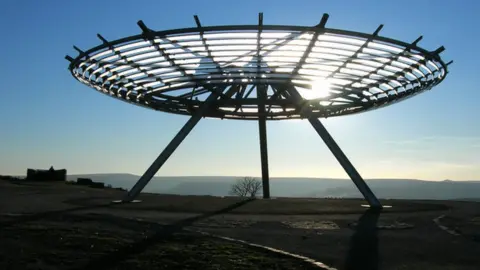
(345, 209, 381, 270)
(76, 198, 255, 270)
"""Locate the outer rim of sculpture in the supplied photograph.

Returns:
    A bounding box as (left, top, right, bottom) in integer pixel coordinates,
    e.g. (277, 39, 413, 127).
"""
(66, 14, 451, 120)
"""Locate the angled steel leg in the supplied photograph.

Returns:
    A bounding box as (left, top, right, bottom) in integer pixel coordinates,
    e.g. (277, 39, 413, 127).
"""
(257, 84, 270, 198)
(124, 89, 222, 202)
(286, 85, 382, 209)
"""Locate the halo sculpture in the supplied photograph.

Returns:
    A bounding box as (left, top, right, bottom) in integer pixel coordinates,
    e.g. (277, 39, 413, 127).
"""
(66, 13, 451, 209)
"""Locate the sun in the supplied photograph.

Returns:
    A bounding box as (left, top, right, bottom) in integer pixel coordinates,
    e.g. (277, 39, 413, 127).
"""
(298, 79, 331, 100)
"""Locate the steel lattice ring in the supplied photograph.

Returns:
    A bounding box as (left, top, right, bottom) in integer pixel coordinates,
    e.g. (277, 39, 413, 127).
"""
(67, 15, 450, 120)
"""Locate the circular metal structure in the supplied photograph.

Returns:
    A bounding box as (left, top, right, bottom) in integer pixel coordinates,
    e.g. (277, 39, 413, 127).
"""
(67, 14, 450, 120)
(66, 14, 452, 207)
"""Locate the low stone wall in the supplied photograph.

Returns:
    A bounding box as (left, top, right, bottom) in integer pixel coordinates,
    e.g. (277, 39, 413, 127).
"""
(76, 178, 105, 189)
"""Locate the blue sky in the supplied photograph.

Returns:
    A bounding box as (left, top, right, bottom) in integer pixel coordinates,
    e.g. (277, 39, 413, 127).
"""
(0, 0, 479, 180)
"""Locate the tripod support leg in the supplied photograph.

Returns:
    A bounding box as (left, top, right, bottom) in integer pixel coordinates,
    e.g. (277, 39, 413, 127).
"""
(124, 89, 222, 202)
(286, 85, 382, 209)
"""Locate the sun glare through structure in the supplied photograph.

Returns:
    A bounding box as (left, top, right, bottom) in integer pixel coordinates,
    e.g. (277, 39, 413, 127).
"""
(298, 79, 331, 100)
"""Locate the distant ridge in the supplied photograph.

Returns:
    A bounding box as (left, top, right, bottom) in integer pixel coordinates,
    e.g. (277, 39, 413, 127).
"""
(66, 174, 480, 201)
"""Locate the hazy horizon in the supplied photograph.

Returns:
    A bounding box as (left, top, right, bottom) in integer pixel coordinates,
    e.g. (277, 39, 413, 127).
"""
(68, 173, 478, 182)
(8, 171, 480, 182)
(60, 173, 480, 200)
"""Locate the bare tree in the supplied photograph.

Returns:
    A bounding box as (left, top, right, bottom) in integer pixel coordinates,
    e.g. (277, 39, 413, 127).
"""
(229, 177, 262, 198)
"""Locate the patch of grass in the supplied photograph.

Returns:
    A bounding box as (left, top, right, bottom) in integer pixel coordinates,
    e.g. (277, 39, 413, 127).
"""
(119, 233, 320, 270)
(0, 215, 322, 270)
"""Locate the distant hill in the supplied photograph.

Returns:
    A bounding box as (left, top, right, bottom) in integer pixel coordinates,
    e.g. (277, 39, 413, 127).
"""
(66, 174, 480, 201)
(68, 174, 237, 195)
(314, 179, 480, 200)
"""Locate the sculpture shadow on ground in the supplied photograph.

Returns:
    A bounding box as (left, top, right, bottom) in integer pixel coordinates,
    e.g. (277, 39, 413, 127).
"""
(344, 209, 381, 270)
(76, 198, 255, 270)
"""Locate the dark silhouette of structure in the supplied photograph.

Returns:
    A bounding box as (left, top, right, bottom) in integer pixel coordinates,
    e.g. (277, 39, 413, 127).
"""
(26, 166, 66, 182)
(66, 13, 451, 209)
(76, 178, 94, 185)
